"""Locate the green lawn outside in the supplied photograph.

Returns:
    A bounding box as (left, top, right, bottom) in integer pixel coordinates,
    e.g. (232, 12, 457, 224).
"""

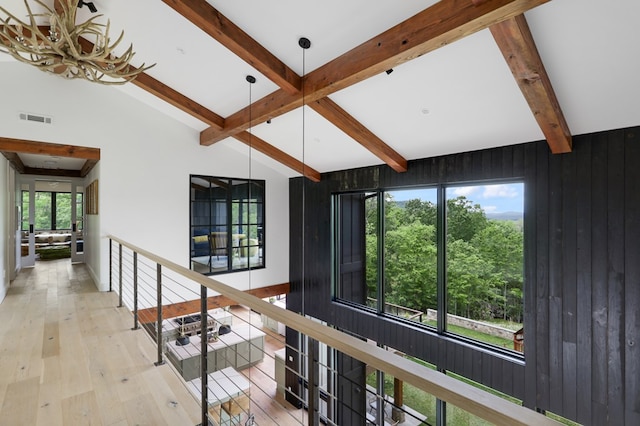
(368, 355, 581, 426)
(365, 318, 585, 424)
(423, 320, 516, 350)
(366, 370, 494, 426)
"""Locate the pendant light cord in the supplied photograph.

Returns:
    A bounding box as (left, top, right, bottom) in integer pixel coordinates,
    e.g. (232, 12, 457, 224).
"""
(299, 37, 310, 318)
(246, 74, 255, 418)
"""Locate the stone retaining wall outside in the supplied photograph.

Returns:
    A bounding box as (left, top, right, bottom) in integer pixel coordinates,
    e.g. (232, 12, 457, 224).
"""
(425, 309, 516, 340)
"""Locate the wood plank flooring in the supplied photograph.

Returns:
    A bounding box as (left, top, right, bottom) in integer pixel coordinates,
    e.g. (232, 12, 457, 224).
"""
(0, 259, 310, 425)
(0, 259, 200, 425)
(227, 306, 309, 426)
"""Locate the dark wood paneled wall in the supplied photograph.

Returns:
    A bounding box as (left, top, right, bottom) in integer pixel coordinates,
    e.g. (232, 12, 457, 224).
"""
(289, 126, 640, 425)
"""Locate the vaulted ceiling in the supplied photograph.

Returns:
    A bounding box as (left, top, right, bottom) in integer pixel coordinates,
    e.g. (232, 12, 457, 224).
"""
(1, 0, 639, 180)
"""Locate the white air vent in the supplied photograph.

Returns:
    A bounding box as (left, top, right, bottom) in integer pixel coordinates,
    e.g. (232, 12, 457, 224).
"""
(19, 112, 53, 125)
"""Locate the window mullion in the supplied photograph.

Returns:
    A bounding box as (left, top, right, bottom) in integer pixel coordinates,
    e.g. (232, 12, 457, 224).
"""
(436, 185, 446, 334)
(50, 192, 56, 230)
(377, 191, 385, 315)
(227, 180, 233, 270)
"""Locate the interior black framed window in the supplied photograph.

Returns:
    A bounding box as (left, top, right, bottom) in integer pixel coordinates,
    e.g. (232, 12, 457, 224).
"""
(190, 175, 265, 275)
(334, 182, 524, 354)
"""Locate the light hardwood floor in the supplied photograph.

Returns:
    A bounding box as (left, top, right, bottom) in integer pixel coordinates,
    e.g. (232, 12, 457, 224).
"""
(0, 259, 201, 425)
(227, 307, 308, 426)
(0, 259, 308, 426)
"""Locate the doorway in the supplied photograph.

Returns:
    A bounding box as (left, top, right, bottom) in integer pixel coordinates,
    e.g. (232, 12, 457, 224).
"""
(20, 179, 85, 265)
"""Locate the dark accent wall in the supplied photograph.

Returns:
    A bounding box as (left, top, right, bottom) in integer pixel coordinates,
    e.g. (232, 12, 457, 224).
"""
(289, 126, 640, 425)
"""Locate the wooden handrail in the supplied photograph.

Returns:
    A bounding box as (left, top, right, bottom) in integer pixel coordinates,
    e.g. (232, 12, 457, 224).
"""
(137, 282, 289, 323)
(108, 235, 558, 426)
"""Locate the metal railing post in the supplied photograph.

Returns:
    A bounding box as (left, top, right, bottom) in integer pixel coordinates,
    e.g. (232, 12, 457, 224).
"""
(118, 243, 123, 308)
(132, 252, 139, 330)
(308, 337, 320, 426)
(376, 369, 385, 426)
(154, 264, 165, 366)
(200, 284, 209, 426)
(109, 239, 113, 292)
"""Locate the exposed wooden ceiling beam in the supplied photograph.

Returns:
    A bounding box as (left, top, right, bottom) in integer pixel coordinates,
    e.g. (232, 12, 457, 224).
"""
(81, 35, 323, 179)
(200, 0, 551, 146)
(310, 98, 408, 173)
(0, 137, 100, 160)
(490, 14, 572, 153)
(233, 132, 322, 182)
(23, 167, 82, 178)
(163, 1, 405, 175)
(53, 0, 62, 15)
(162, 0, 301, 95)
(132, 72, 226, 130)
(1, 151, 25, 173)
(80, 159, 98, 177)
(77, 36, 227, 131)
(0, 138, 99, 178)
(191, 177, 230, 191)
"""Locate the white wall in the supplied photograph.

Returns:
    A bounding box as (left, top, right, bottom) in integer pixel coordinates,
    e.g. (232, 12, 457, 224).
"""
(0, 156, 8, 302)
(0, 62, 290, 292)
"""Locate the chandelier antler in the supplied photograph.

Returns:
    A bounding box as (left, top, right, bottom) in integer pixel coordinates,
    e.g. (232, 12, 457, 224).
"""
(0, 0, 154, 84)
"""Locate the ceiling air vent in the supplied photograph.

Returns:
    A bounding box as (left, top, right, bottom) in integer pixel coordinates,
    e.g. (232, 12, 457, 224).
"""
(19, 112, 53, 125)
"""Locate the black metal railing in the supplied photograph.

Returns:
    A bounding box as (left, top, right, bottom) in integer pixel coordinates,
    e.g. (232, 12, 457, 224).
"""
(107, 235, 557, 426)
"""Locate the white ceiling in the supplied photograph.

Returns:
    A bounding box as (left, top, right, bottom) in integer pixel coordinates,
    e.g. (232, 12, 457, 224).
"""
(2, 0, 639, 176)
(19, 153, 85, 170)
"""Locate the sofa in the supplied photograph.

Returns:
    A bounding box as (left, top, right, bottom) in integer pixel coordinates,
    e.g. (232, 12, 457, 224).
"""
(21, 230, 82, 257)
(191, 230, 259, 258)
(191, 230, 261, 271)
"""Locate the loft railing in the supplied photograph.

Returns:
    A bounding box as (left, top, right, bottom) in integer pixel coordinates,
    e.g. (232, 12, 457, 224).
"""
(108, 235, 557, 426)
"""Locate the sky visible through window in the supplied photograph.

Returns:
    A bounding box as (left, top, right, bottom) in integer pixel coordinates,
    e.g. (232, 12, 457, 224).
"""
(391, 183, 524, 214)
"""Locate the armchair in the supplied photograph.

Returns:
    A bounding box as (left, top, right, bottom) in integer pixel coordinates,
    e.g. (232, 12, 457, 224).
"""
(209, 232, 228, 259)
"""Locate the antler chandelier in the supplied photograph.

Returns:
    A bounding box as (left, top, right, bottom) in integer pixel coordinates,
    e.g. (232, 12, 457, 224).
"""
(0, 0, 154, 85)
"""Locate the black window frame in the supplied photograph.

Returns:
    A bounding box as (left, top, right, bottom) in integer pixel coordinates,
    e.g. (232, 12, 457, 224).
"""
(333, 179, 525, 357)
(22, 190, 73, 231)
(189, 174, 265, 276)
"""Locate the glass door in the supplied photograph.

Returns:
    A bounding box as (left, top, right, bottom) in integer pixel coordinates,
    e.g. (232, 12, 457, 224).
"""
(20, 183, 35, 267)
(71, 185, 84, 263)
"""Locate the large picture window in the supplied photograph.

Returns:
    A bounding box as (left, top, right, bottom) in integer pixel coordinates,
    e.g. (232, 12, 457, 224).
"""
(335, 182, 524, 353)
(22, 190, 73, 231)
(190, 175, 265, 275)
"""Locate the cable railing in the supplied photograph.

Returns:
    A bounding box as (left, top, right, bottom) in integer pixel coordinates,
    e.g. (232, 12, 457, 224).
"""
(108, 235, 557, 426)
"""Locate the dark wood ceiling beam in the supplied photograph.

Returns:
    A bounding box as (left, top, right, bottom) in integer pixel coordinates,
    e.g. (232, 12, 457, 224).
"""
(200, 0, 551, 146)
(233, 132, 322, 182)
(162, 0, 301, 94)
(0, 137, 100, 160)
(80, 159, 98, 177)
(310, 98, 408, 173)
(490, 14, 571, 153)
(23, 167, 82, 178)
(1, 151, 26, 173)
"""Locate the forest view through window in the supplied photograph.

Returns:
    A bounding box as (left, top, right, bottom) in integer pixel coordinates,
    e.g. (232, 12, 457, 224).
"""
(336, 182, 524, 353)
(22, 190, 73, 230)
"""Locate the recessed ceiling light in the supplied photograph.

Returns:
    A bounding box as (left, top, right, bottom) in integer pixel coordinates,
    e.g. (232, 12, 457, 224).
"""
(421, 108, 430, 115)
